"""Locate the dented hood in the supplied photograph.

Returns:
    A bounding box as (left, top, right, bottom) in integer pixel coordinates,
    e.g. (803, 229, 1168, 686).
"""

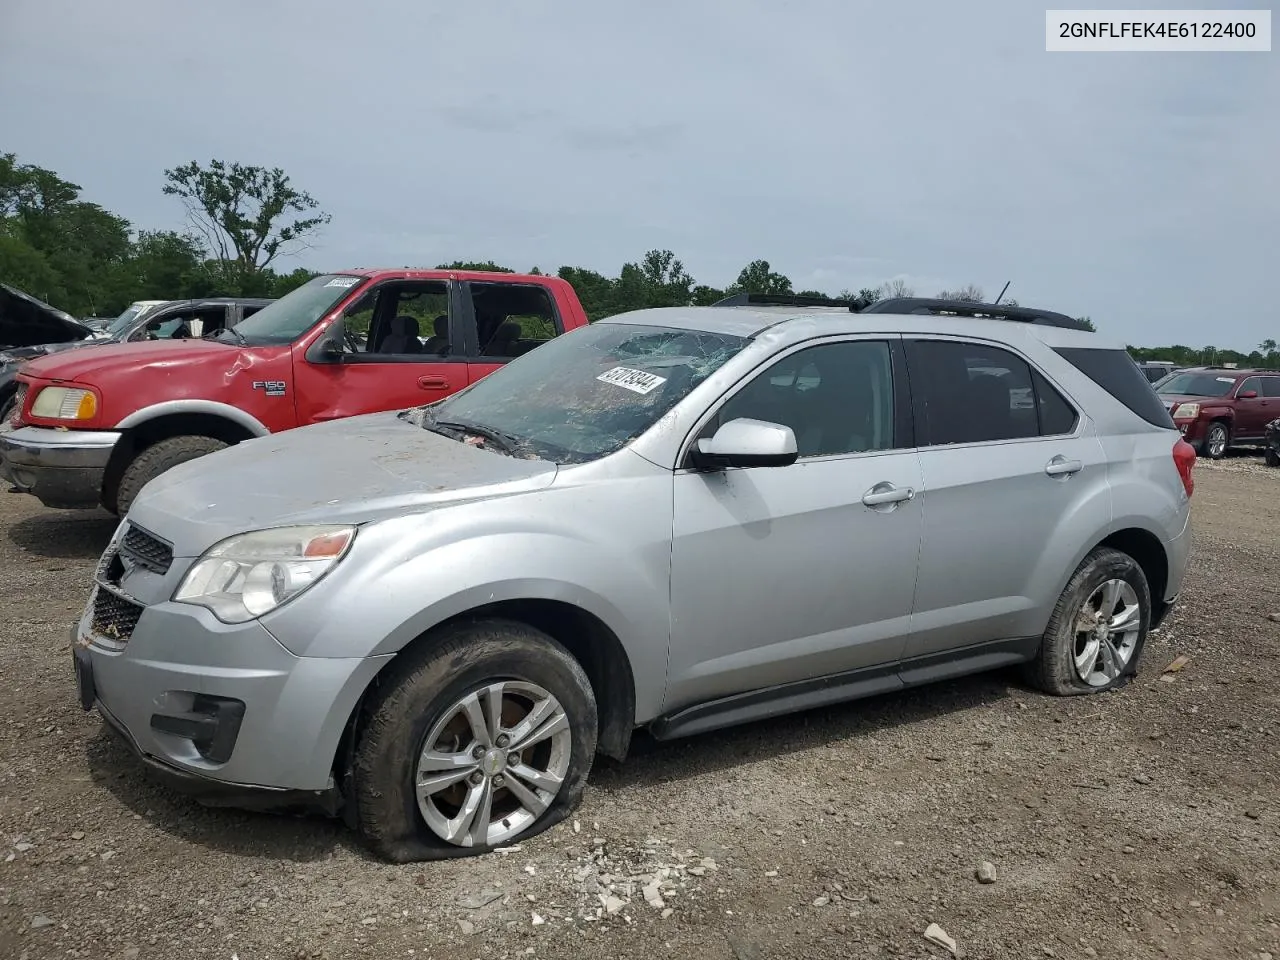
(126, 412, 559, 556)
(0, 283, 92, 349)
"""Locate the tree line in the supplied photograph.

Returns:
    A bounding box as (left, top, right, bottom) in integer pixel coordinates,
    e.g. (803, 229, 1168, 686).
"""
(8, 150, 1274, 368)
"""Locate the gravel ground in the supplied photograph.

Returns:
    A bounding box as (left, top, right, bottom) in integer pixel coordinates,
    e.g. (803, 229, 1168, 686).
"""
(1, 456, 1278, 960)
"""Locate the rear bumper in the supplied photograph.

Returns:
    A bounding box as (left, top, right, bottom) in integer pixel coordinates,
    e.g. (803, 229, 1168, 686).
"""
(0, 424, 118, 508)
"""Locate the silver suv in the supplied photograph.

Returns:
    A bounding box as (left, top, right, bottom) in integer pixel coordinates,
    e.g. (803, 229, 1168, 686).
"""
(71, 296, 1195, 862)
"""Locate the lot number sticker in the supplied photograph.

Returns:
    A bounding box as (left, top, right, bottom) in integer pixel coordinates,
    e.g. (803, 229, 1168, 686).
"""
(597, 366, 667, 395)
(325, 276, 360, 288)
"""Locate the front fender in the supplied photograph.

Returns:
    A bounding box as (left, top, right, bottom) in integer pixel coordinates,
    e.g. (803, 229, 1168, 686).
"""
(263, 520, 673, 721)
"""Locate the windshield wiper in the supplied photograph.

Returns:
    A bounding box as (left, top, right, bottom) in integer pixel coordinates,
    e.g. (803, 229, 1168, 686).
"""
(430, 418, 521, 455)
(211, 326, 247, 344)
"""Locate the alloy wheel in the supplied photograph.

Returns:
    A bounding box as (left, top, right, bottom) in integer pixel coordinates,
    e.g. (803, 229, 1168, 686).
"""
(1073, 578, 1142, 687)
(414, 680, 572, 847)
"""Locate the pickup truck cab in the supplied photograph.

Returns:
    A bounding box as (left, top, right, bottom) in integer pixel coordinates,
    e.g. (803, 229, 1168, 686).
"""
(1, 268, 588, 514)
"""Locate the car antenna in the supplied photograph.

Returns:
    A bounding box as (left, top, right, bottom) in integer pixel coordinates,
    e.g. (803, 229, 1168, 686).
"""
(992, 281, 1011, 305)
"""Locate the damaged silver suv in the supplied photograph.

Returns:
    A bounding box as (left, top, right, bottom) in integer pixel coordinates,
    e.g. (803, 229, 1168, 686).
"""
(72, 296, 1195, 862)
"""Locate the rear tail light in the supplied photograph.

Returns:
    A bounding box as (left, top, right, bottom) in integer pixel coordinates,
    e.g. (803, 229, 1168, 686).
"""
(1173, 437, 1196, 497)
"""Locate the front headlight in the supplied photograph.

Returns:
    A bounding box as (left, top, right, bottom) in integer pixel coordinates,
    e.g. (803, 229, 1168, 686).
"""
(1172, 402, 1200, 419)
(31, 386, 97, 421)
(174, 525, 355, 623)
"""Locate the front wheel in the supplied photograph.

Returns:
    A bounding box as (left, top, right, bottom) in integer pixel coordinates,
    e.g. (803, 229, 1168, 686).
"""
(1265, 446, 1280, 468)
(1202, 421, 1229, 460)
(113, 435, 229, 516)
(1025, 547, 1151, 696)
(353, 620, 598, 862)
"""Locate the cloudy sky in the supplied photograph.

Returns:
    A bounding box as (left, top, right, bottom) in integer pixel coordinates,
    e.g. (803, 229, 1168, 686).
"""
(2, 0, 1275, 348)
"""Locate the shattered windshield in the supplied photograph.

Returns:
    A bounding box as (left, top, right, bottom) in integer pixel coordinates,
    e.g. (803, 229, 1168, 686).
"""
(104, 303, 155, 339)
(1157, 373, 1237, 398)
(422, 322, 748, 463)
(226, 274, 367, 345)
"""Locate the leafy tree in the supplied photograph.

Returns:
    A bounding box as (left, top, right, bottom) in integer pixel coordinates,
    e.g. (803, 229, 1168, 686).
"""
(1076, 315, 1096, 332)
(731, 259, 792, 296)
(691, 284, 726, 306)
(162, 159, 331, 285)
(556, 266, 616, 321)
(437, 261, 514, 273)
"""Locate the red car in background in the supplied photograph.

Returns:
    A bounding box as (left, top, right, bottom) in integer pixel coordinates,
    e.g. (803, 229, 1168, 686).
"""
(1156, 367, 1280, 459)
(1, 269, 589, 514)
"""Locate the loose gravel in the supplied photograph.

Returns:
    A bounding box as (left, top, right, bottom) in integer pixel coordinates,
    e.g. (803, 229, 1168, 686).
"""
(1, 456, 1277, 960)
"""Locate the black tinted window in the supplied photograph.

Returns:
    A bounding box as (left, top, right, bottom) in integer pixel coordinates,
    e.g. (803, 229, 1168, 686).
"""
(1263, 377, 1280, 399)
(1032, 370, 1079, 435)
(1055, 347, 1175, 428)
(905, 340, 1041, 445)
(711, 340, 897, 458)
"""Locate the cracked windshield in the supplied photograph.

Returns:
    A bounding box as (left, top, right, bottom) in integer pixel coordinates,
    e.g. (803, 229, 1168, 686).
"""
(421, 323, 747, 463)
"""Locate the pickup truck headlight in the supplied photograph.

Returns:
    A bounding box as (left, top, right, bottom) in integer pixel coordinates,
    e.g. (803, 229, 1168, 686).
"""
(1172, 402, 1200, 419)
(174, 525, 355, 623)
(30, 386, 98, 421)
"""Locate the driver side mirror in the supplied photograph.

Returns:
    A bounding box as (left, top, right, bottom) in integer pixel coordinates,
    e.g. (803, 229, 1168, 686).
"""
(1239, 389, 1258, 399)
(690, 418, 798, 471)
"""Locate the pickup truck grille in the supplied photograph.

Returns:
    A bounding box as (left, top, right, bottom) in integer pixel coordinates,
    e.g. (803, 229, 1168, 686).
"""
(119, 523, 173, 575)
(91, 586, 144, 642)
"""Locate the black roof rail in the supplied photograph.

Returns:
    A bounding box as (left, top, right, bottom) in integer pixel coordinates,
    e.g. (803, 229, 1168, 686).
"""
(862, 297, 1089, 331)
(712, 292, 858, 309)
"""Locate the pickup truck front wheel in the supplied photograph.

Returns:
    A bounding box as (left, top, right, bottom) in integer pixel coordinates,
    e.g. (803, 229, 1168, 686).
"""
(114, 435, 229, 516)
(352, 620, 598, 862)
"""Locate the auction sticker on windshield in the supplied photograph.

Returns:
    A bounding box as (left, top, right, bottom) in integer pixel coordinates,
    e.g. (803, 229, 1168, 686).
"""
(597, 366, 667, 395)
(325, 277, 360, 288)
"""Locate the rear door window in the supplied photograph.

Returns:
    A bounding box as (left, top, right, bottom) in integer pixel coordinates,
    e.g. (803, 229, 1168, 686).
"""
(905, 340, 1063, 445)
(1262, 377, 1280, 398)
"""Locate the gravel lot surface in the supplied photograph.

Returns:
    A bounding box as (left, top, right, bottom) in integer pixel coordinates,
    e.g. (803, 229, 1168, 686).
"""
(1, 457, 1277, 960)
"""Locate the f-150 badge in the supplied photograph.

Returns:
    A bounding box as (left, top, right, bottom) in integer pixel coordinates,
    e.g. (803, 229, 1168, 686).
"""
(252, 380, 287, 397)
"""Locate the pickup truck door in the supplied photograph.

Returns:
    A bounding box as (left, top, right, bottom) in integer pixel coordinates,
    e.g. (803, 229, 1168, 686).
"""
(291, 280, 470, 424)
(460, 281, 568, 385)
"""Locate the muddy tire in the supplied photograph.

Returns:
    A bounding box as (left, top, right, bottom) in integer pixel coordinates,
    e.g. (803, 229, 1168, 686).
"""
(1024, 547, 1151, 697)
(352, 619, 597, 863)
(1265, 447, 1280, 468)
(115, 435, 228, 516)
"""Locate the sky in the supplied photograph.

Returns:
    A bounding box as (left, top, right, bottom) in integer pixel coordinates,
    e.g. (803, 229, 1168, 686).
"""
(1, 0, 1276, 349)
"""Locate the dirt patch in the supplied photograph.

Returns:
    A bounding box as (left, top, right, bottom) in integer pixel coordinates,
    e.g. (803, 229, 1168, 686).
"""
(0, 458, 1278, 960)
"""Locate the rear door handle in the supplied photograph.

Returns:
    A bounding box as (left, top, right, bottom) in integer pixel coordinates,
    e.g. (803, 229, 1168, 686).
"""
(1045, 456, 1083, 477)
(418, 376, 449, 390)
(861, 483, 915, 506)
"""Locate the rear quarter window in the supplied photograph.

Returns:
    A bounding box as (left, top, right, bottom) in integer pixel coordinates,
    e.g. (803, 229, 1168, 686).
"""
(1054, 347, 1175, 429)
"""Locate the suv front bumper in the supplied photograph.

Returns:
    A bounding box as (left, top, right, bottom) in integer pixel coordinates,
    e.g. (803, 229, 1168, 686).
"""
(0, 424, 119, 509)
(72, 597, 392, 806)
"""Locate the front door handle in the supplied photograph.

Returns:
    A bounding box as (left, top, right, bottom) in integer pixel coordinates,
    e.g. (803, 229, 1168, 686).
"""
(1045, 455, 1083, 477)
(861, 483, 915, 507)
(418, 376, 449, 391)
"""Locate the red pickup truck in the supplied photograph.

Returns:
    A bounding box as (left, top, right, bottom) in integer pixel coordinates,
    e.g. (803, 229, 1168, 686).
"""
(1, 268, 589, 515)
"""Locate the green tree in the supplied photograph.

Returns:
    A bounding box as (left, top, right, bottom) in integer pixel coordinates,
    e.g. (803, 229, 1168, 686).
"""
(162, 159, 331, 289)
(731, 259, 793, 296)
(1076, 316, 1096, 332)
(436, 261, 514, 273)
(556, 266, 616, 321)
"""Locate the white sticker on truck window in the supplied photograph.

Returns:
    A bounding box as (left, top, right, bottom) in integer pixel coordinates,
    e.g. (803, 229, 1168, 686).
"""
(1217, 377, 1235, 383)
(325, 277, 360, 288)
(597, 366, 667, 395)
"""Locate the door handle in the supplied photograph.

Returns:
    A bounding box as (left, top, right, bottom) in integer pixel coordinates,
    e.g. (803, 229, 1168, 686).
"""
(418, 376, 449, 391)
(1045, 456, 1083, 477)
(861, 483, 915, 506)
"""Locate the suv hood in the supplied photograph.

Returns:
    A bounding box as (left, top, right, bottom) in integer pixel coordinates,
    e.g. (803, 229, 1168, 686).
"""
(127, 412, 559, 557)
(0, 283, 91, 350)
(1158, 393, 1222, 411)
(20, 338, 230, 383)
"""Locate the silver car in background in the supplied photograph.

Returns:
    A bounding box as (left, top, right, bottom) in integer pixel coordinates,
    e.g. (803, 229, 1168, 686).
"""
(71, 296, 1195, 862)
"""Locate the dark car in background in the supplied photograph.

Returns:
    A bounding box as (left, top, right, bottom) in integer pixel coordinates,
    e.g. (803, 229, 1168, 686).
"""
(1, 295, 273, 422)
(1156, 367, 1280, 458)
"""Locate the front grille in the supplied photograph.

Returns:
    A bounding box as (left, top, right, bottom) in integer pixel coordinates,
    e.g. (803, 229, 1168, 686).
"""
(119, 524, 173, 575)
(91, 587, 144, 642)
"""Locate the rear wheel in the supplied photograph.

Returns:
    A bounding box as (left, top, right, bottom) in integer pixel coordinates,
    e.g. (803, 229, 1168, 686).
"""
(353, 619, 597, 862)
(114, 435, 228, 516)
(1202, 421, 1229, 459)
(1025, 547, 1151, 696)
